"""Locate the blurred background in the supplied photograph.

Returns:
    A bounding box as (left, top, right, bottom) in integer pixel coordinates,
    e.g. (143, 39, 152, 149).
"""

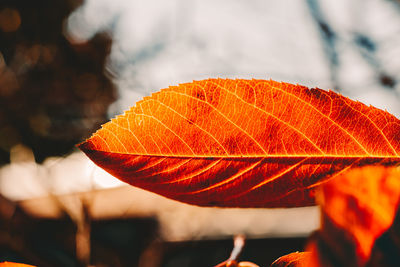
(0, 0, 400, 266)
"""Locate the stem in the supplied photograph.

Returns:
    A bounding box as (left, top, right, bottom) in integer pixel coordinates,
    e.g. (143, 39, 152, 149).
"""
(214, 235, 246, 267)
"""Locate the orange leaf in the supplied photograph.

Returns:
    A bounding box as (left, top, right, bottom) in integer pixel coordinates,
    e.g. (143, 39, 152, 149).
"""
(270, 252, 311, 267)
(0, 262, 36, 267)
(307, 166, 400, 266)
(78, 79, 400, 207)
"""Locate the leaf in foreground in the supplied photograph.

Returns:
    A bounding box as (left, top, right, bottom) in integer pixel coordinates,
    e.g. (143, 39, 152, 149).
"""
(306, 166, 400, 266)
(0, 262, 36, 267)
(78, 79, 400, 207)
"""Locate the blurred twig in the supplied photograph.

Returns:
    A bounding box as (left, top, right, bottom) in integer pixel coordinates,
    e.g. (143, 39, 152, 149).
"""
(306, 0, 340, 91)
(215, 235, 259, 267)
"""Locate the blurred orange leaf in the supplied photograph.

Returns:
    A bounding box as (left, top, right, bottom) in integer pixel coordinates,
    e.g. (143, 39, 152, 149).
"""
(270, 252, 311, 267)
(0, 262, 36, 267)
(79, 79, 400, 208)
(307, 166, 400, 266)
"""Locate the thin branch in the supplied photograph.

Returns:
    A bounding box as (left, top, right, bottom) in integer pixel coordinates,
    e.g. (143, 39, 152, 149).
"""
(215, 235, 260, 267)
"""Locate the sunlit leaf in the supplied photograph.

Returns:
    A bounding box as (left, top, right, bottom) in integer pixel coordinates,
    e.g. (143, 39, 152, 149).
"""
(79, 79, 400, 207)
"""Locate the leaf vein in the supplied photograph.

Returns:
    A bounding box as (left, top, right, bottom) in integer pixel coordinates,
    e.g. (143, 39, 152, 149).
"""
(164, 90, 268, 154)
(268, 83, 370, 155)
(141, 98, 229, 155)
(137, 114, 195, 154)
(185, 159, 264, 194)
(210, 81, 327, 155)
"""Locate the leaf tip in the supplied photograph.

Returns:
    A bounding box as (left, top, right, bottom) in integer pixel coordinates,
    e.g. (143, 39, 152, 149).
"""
(76, 138, 94, 153)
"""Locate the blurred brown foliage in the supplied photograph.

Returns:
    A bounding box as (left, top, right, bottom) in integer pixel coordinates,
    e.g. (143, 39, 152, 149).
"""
(0, 0, 117, 164)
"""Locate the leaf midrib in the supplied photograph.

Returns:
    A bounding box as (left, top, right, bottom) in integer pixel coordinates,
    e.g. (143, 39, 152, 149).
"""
(83, 149, 400, 160)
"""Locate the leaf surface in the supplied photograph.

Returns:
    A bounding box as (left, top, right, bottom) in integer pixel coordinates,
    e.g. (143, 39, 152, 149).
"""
(78, 79, 400, 207)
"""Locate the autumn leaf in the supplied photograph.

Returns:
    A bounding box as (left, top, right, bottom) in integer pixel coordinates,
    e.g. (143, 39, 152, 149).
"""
(0, 262, 36, 267)
(270, 252, 311, 267)
(306, 166, 400, 266)
(78, 79, 400, 207)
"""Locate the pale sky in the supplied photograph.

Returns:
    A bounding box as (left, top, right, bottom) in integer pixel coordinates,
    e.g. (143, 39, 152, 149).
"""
(66, 0, 400, 117)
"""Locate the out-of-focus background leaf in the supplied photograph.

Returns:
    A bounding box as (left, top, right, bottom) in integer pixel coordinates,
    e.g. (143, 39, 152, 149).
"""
(0, 0, 399, 266)
(0, 0, 116, 164)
